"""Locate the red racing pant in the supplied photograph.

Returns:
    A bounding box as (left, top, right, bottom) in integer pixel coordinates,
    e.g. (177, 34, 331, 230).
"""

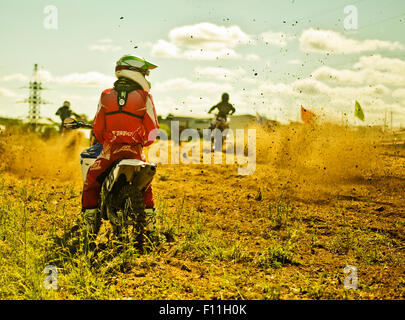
(82, 143, 154, 210)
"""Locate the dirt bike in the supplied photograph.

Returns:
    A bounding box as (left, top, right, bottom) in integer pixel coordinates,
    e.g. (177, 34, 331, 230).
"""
(63, 117, 157, 249)
(209, 114, 232, 152)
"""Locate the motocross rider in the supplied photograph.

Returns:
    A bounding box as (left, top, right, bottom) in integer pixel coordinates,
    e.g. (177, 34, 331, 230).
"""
(208, 93, 235, 130)
(55, 100, 80, 132)
(81, 55, 159, 233)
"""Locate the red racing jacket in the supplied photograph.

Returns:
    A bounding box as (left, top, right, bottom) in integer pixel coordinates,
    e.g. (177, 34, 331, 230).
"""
(92, 88, 159, 147)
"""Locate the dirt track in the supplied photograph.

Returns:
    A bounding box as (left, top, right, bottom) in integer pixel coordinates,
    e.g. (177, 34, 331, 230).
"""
(147, 126, 405, 299)
(0, 124, 404, 299)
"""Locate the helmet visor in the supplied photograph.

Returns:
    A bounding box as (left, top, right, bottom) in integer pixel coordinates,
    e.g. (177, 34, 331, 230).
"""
(115, 65, 150, 76)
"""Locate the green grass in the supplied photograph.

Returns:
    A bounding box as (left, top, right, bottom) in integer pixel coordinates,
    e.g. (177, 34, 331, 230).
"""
(0, 172, 403, 300)
(0, 175, 139, 299)
(268, 201, 292, 230)
(257, 243, 299, 269)
(0, 179, 55, 299)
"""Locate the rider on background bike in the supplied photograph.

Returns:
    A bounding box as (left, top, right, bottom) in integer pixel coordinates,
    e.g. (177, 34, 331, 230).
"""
(81, 55, 159, 231)
(55, 100, 80, 132)
(208, 93, 235, 130)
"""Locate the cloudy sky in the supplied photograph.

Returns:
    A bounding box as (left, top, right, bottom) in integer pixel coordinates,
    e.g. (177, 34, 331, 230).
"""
(1, 0, 405, 126)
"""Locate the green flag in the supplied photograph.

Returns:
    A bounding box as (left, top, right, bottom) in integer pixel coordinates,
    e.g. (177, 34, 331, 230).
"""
(354, 100, 365, 121)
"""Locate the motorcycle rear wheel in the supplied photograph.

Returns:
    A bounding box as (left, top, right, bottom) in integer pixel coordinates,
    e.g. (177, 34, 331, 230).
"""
(108, 183, 146, 250)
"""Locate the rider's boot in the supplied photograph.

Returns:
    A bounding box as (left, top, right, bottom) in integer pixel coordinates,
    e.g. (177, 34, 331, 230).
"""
(82, 208, 100, 236)
(144, 207, 156, 234)
(144, 207, 166, 245)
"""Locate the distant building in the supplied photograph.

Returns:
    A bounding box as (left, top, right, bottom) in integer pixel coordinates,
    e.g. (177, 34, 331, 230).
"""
(158, 114, 211, 134)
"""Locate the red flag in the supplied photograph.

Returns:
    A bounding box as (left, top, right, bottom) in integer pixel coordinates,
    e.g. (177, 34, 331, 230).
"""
(301, 105, 315, 123)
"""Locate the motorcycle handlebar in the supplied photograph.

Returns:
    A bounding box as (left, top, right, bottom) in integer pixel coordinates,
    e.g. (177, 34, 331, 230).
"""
(63, 117, 92, 129)
(81, 123, 93, 129)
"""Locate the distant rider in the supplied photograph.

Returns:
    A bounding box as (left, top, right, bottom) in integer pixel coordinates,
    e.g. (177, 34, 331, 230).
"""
(208, 93, 235, 130)
(81, 55, 159, 232)
(55, 100, 80, 132)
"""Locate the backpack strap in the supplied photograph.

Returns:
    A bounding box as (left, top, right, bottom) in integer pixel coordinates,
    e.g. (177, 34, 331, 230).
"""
(105, 79, 145, 119)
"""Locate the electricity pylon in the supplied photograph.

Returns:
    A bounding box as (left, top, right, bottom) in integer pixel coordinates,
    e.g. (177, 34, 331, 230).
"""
(18, 64, 51, 125)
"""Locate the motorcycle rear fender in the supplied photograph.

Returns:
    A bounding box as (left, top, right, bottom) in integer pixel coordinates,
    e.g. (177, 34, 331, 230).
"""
(81, 158, 96, 181)
(105, 159, 156, 193)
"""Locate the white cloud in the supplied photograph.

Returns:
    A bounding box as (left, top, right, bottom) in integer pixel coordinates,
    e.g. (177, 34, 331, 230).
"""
(353, 54, 405, 73)
(261, 31, 295, 47)
(250, 70, 403, 124)
(151, 22, 255, 61)
(89, 39, 122, 52)
(53, 72, 115, 86)
(312, 55, 405, 86)
(14, 70, 115, 87)
(259, 82, 294, 95)
(1, 73, 29, 82)
(151, 39, 179, 58)
(291, 78, 332, 96)
(168, 22, 253, 50)
(285, 78, 391, 101)
(195, 66, 246, 80)
(151, 39, 242, 60)
(99, 38, 113, 44)
(312, 66, 364, 84)
(152, 51, 405, 125)
(333, 83, 391, 98)
(0, 87, 16, 97)
(300, 28, 404, 54)
(183, 48, 240, 60)
(153, 94, 226, 117)
(151, 41, 244, 61)
(154, 77, 232, 93)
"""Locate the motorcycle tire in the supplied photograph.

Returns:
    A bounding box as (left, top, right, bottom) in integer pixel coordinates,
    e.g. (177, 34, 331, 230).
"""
(108, 182, 146, 250)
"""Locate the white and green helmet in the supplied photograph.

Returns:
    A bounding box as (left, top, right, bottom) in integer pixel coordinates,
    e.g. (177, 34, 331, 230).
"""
(115, 55, 157, 91)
